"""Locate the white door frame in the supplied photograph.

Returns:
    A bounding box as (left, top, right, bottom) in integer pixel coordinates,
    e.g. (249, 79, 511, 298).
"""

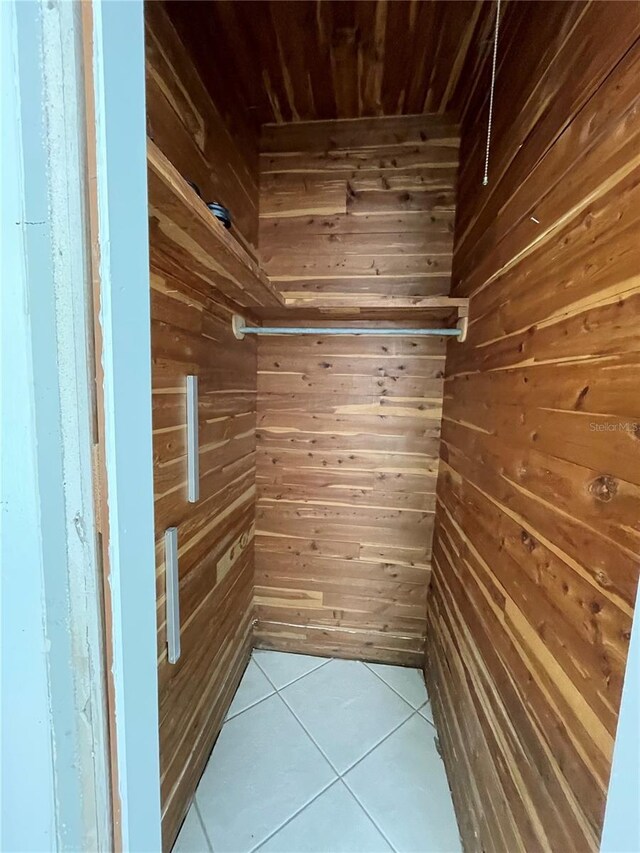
(2, 1, 161, 850)
(84, 0, 162, 849)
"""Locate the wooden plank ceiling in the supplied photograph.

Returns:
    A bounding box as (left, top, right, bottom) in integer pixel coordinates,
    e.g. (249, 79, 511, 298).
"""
(164, 0, 493, 126)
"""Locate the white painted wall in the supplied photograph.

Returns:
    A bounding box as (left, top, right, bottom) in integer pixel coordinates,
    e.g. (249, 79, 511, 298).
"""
(2, 1, 161, 848)
(2, 0, 162, 846)
(2, 1, 72, 848)
(1, 9, 57, 847)
(601, 586, 640, 853)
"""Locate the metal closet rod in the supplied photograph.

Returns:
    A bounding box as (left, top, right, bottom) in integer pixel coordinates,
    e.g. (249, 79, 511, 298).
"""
(231, 313, 469, 342)
(238, 325, 461, 337)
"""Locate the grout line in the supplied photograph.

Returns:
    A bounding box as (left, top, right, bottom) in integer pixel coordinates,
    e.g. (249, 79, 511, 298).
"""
(252, 650, 332, 691)
(249, 777, 399, 853)
(210, 654, 442, 853)
(226, 657, 435, 752)
(340, 775, 398, 853)
(270, 690, 343, 779)
(194, 799, 215, 853)
(335, 778, 398, 853)
(361, 664, 437, 731)
(417, 701, 437, 730)
(341, 709, 444, 851)
(363, 662, 429, 714)
(223, 655, 336, 725)
(220, 686, 340, 853)
(276, 688, 345, 776)
(224, 687, 277, 722)
(247, 778, 342, 853)
(339, 709, 416, 778)
(276, 666, 415, 780)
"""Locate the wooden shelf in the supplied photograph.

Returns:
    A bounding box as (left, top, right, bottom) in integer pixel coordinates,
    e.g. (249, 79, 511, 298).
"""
(147, 139, 283, 310)
(253, 296, 468, 327)
(252, 304, 466, 326)
(280, 295, 467, 311)
(147, 140, 469, 327)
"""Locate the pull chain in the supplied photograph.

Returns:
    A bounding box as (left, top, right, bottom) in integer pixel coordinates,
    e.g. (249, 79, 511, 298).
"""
(483, 0, 501, 186)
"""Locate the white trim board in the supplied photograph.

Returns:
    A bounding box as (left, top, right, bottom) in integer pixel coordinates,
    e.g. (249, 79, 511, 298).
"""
(88, 0, 162, 849)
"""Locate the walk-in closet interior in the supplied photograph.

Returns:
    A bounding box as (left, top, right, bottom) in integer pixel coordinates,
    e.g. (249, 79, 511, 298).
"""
(144, 1, 640, 850)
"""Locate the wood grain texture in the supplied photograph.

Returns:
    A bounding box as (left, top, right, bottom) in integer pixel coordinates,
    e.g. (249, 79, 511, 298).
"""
(148, 140, 282, 312)
(259, 114, 459, 308)
(146, 7, 262, 849)
(426, 4, 640, 852)
(164, 0, 494, 125)
(145, 4, 640, 850)
(255, 329, 447, 665)
(145, 2, 259, 254)
(151, 254, 258, 850)
(251, 306, 465, 328)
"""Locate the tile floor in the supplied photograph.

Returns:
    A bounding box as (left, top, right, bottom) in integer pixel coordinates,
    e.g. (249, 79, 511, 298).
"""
(173, 651, 462, 853)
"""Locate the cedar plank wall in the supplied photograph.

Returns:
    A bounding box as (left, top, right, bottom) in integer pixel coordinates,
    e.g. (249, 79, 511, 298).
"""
(254, 115, 459, 663)
(259, 114, 458, 306)
(145, 2, 258, 256)
(254, 329, 446, 664)
(145, 6, 259, 848)
(426, 3, 640, 852)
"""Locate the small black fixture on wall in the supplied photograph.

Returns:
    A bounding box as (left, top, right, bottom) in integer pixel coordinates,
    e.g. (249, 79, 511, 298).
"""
(187, 180, 232, 229)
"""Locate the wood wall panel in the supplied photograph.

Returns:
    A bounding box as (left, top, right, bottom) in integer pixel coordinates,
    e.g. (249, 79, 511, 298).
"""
(426, 4, 640, 851)
(254, 331, 447, 665)
(145, 7, 261, 849)
(151, 260, 257, 850)
(145, 3, 259, 255)
(259, 114, 459, 307)
(148, 141, 282, 312)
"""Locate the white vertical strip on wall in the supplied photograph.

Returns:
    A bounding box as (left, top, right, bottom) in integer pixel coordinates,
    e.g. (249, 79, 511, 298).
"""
(601, 583, 640, 851)
(165, 527, 181, 664)
(186, 375, 199, 503)
(89, 0, 162, 848)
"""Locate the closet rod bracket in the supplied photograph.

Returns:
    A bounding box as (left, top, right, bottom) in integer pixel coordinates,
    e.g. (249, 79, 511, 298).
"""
(456, 304, 469, 343)
(232, 313, 246, 340)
